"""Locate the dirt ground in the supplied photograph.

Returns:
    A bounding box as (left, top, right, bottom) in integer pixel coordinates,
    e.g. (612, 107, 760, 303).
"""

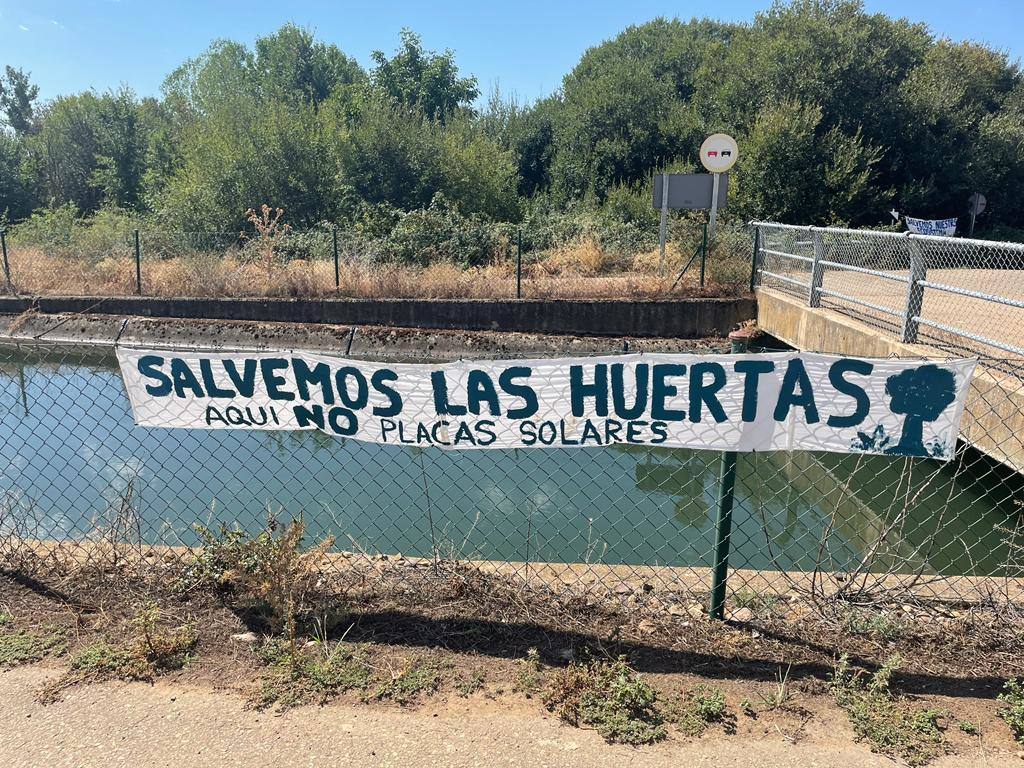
(0, 664, 1019, 768)
(2, 558, 1024, 767)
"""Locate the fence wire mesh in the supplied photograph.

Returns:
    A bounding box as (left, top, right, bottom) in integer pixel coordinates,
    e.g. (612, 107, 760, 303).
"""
(0, 226, 724, 302)
(1, 338, 1022, 615)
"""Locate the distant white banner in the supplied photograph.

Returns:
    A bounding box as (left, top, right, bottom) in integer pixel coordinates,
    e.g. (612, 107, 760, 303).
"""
(116, 349, 976, 459)
(905, 216, 958, 236)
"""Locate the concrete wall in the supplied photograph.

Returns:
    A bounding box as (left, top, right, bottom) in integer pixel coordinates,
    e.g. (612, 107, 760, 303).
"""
(0, 312, 732, 363)
(0, 295, 755, 339)
(757, 287, 1024, 474)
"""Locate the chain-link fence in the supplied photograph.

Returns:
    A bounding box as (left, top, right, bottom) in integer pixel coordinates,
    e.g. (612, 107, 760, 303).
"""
(1, 337, 1022, 615)
(0, 225, 726, 301)
(752, 222, 1024, 360)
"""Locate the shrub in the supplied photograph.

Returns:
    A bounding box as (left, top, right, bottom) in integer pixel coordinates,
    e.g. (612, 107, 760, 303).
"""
(831, 654, 947, 766)
(665, 684, 731, 736)
(543, 657, 667, 745)
(382, 195, 511, 267)
(187, 516, 334, 666)
(998, 677, 1024, 744)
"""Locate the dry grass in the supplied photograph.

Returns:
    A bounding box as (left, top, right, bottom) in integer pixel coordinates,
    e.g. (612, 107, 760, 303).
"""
(4, 244, 742, 300)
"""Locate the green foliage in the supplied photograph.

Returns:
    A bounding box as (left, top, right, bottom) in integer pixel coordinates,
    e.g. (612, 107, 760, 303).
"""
(5, 4, 1024, 237)
(998, 677, 1024, 744)
(251, 639, 373, 711)
(831, 654, 947, 766)
(185, 517, 334, 666)
(26, 88, 152, 213)
(382, 195, 511, 267)
(543, 657, 667, 745)
(455, 669, 486, 697)
(0, 626, 65, 668)
(372, 656, 443, 704)
(665, 684, 731, 736)
(513, 647, 544, 697)
(0, 65, 39, 135)
(0, 130, 32, 221)
(842, 608, 908, 640)
(40, 608, 196, 703)
(370, 29, 478, 122)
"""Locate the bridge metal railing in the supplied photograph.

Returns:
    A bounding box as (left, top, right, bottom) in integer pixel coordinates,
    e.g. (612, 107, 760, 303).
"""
(751, 222, 1024, 360)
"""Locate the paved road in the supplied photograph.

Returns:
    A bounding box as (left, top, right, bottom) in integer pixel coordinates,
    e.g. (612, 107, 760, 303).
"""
(0, 667, 1017, 768)
(766, 268, 1024, 358)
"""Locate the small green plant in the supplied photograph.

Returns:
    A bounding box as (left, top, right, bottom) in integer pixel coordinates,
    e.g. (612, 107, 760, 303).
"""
(455, 669, 486, 697)
(733, 589, 782, 619)
(38, 605, 195, 703)
(373, 656, 443, 704)
(0, 627, 65, 668)
(513, 647, 544, 697)
(958, 720, 979, 735)
(666, 684, 731, 736)
(757, 664, 792, 711)
(250, 638, 373, 711)
(542, 657, 667, 745)
(842, 608, 907, 641)
(998, 677, 1024, 744)
(831, 654, 947, 766)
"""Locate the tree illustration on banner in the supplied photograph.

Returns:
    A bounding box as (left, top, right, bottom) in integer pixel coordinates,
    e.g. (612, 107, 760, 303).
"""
(884, 364, 956, 456)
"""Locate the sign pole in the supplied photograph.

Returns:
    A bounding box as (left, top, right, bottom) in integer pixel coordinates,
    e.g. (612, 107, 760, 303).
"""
(658, 172, 669, 276)
(708, 172, 721, 245)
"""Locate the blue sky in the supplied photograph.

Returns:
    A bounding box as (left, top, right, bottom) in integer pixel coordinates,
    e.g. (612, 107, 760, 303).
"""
(2, 0, 1022, 104)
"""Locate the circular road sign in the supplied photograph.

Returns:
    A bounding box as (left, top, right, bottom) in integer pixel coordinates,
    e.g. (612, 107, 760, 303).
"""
(700, 133, 739, 173)
(968, 192, 986, 215)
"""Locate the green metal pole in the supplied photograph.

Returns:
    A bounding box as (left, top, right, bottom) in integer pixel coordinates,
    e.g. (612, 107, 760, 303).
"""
(709, 329, 751, 620)
(134, 229, 142, 295)
(0, 230, 11, 294)
(516, 229, 523, 299)
(332, 226, 340, 290)
(699, 221, 708, 288)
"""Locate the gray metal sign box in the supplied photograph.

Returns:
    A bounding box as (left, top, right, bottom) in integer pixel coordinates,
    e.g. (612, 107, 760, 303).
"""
(652, 173, 729, 210)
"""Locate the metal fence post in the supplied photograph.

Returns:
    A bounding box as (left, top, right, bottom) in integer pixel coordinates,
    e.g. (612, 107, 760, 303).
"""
(901, 235, 926, 344)
(332, 226, 340, 291)
(749, 225, 760, 292)
(709, 328, 750, 620)
(0, 230, 11, 294)
(133, 229, 142, 295)
(808, 227, 824, 308)
(516, 229, 523, 299)
(658, 172, 669, 276)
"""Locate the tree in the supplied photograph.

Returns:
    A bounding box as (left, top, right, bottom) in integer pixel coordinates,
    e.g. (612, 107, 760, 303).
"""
(0, 66, 39, 135)
(25, 88, 150, 212)
(884, 364, 957, 456)
(735, 101, 880, 223)
(253, 24, 365, 107)
(370, 29, 478, 122)
(0, 131, 32, 221)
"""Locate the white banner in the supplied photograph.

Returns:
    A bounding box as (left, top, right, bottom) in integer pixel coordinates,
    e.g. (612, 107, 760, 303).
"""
(905, 216, 958, 236)
(116, 349, 976, 459)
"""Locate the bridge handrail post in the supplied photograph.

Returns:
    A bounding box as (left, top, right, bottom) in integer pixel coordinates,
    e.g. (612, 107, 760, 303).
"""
(901, 235, 926, 344)
(808, 226, 824, 308)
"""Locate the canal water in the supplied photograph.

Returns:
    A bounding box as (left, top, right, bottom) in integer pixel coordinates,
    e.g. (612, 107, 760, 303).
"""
(0, 344, 1019, 576)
